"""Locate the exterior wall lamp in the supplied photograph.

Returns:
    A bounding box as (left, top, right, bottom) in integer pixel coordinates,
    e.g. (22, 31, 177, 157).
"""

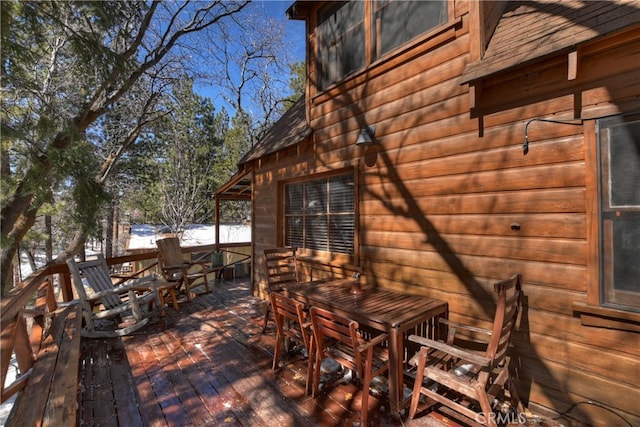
(356, 125, 376, 145)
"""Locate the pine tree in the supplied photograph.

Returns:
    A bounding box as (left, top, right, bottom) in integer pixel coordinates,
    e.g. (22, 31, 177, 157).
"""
(0, 0, 250, 293)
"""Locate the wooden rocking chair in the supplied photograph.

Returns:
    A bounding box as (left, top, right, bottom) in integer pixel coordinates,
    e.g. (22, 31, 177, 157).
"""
(407, 273, 523, 427)
(156, 237, 210, 302)
(262, 247, 299, 333)
(66, 255, 161, 338)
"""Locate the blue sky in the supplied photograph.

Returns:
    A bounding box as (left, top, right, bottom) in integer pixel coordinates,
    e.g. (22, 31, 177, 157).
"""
(257, 0, 306, 59)
(194, 0, 306, 114)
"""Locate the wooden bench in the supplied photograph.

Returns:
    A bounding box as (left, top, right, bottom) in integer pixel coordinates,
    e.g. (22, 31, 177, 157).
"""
(1, 280, 82, 426)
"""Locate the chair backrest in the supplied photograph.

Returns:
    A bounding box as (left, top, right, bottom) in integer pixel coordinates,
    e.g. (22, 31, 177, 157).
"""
(270, 292, 309, 350)
(486, 273, 522, 369)
(264, 247, 299, 291)
(157, 237, 185, 267)
(309, 306, 363, 376)
(67, 254, 123, 309)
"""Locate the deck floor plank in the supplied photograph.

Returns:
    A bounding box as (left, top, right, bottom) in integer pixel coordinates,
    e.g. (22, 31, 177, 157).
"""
(107, 338, 145, 427)
(125, 332, 173, 427)
(160, 328, 228, 426)
(79, 278, 455, 426)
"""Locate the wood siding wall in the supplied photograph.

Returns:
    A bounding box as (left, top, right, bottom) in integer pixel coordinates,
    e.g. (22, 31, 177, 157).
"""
(250, 2, 640, 425)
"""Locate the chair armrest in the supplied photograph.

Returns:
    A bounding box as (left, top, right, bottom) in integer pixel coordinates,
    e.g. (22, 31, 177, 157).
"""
(358, 333, 388, 353)
(111, 261, 158, 286)
(161, 262, 189, 270)
(86, 286, 131, 301)
(86, 277, 156, 301)
(408, 334, 491, 367)
(128, 275, 158, 290)
(301, 320, 312, 330)
(440, 318, 492, 336)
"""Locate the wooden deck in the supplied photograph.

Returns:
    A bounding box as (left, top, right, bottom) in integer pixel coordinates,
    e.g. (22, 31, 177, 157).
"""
(78, 277, 458, 427)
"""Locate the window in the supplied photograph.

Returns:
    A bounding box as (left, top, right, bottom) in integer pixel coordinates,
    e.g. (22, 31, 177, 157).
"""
(317, 1, 365, 90)
(284, 172, 355, 255)
(597, 114, 640, 311)
(316, 0, 448, 90)
(372, 0, 448, 59)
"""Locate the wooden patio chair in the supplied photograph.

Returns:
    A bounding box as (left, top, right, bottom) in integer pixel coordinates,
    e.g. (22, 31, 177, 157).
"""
(307, 306, 389, 427)
(262, 247, 299, 333)
(66, 254, 161, 338)
(156, 237, 210, 302)
(407, 273, 523, 427)
(269, 292, 311, 370)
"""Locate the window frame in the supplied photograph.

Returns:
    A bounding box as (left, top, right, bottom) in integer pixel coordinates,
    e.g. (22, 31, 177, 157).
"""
(281, 168, 358, 262)
(316, 1, 366, 91)
(579, 118, 640, 332)
(596, 113, 640, 310)
(371, 0, 449, 61)
(313, 0, 452, 93)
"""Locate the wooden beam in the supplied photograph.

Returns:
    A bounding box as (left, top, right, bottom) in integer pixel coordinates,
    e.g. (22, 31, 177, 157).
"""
(568, 50, 578, 80)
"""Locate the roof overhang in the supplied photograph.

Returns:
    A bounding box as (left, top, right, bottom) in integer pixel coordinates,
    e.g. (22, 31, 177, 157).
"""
(214, 97, 310, 203)
(238, 97, 310, 164)
(460, 1, 640, 85)
(214, 168, 252, 200)
(285, 1, 314, 20)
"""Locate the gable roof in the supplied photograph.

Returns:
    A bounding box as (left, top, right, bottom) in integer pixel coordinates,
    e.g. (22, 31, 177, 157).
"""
(239, 97, 310, 164)
(461, 0, 640, 84)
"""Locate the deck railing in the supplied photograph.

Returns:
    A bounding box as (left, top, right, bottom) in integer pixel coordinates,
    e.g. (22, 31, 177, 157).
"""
(0, 243, 251, 408)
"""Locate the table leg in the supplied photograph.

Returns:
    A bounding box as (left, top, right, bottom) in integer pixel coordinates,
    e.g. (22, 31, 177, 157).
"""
(156, 283, 179, 312)
(388, 327, 403, 418)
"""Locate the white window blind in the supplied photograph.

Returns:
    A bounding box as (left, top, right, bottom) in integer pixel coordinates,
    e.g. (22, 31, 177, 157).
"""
(285, 173, 355, 255)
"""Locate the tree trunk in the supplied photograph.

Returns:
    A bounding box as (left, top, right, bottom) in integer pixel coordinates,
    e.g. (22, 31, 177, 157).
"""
(53, 229, 89, 264)
(1, 204, 39, 295)
(45, 214, 53, 263)
(106, 204, 114, 258)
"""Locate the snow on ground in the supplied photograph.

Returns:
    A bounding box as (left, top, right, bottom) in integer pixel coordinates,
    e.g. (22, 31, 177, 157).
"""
(127, 223, 251, 250)
(3, 223, 251, 425)
(15, 224, 250, 278)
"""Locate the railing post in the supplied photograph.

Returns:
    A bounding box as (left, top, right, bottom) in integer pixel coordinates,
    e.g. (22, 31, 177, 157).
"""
(59, 271, 74, 302)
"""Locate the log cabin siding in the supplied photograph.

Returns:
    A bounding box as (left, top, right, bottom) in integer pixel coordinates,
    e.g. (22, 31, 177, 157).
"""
(249, 2, 640, 425)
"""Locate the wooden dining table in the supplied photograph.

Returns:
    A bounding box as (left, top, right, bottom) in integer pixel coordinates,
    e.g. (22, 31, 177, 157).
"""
(282, 278, 448, 418)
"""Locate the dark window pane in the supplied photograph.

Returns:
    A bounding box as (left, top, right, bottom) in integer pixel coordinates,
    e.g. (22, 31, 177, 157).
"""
(606, 120, 640, 206)
(328, 215, 354, 253)
(374, 0, 447, 58)
(318, 1, 365, 89)
(306, 216, 328, 251)
(285, 216, 304, 248)
(329, 174, 355, 213)
(286, 182, 304, 214)
(612, 215, 640, 292)
(305, 180, 327, 213)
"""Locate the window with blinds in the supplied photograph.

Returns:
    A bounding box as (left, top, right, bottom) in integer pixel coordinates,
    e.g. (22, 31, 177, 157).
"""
(284, 172, 355, 255)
